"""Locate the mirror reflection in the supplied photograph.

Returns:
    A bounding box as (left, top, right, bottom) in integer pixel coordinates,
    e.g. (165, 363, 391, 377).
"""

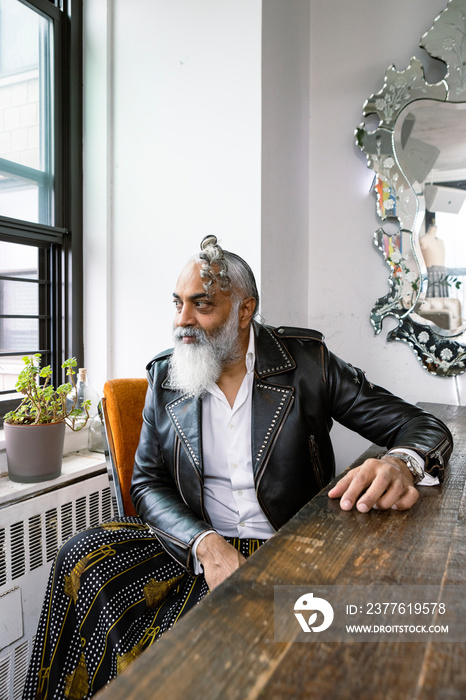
(357, 0, 466, 376)
(394, 100, 466, 336)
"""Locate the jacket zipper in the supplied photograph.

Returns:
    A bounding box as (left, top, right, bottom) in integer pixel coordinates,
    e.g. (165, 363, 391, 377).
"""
(174, 437, 190, 507)
(309, 434, 327, 491)
(430, 435, 450, 462)
(421, 435, 450, 480)
(175, 436, 209, 523)
(146, 524, 190, 569)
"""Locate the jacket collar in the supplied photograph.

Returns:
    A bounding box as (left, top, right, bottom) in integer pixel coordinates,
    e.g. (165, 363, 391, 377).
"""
(252, 321, 296, 377)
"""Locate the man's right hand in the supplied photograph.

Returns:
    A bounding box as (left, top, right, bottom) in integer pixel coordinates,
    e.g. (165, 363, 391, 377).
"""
(195, 532, 246, 591)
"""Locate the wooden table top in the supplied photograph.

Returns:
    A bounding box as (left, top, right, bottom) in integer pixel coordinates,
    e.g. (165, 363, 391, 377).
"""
(96, 402, 466, 700)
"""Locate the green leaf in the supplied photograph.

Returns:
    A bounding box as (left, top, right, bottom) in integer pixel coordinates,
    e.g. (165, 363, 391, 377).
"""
(5, 353, 91, 430)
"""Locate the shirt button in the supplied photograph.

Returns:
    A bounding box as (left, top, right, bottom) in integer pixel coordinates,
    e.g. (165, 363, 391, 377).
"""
(239, 522, 245, 528)
(237, 490, 243, 497)
(229, 424, 235, 430)
(232, 463, 238, 469)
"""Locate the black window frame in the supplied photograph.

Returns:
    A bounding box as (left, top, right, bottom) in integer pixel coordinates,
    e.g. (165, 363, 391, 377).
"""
(0, 0, 83, 425)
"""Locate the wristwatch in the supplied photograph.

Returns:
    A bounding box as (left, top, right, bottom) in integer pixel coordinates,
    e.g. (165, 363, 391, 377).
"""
(386, 451, 425, 484)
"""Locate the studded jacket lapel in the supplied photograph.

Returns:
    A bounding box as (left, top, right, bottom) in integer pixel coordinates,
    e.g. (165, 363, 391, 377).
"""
(251, 323, 295, 480)
(165, 393, 203, 478)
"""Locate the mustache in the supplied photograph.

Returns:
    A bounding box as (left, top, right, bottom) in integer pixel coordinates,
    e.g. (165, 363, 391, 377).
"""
(173, 326, 207, 343)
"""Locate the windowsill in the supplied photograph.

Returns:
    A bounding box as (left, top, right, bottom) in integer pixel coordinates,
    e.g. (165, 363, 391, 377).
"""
(0, 448, 107, 508)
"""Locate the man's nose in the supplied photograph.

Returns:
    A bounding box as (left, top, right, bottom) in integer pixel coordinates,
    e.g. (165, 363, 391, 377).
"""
(176, 304, 196, 327)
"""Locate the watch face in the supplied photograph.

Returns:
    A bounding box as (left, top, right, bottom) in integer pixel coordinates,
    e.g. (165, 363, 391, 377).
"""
(390, 453, 423, 480)
(408, 461, 423, 479)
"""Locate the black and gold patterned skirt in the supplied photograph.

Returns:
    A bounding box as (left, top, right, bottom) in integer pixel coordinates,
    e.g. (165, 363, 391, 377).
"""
(22, 517, 264, 700)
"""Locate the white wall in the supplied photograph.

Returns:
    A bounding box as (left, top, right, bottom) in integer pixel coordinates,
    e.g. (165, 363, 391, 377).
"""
(261, 0, 311, 326)
(83, 0, 262, 394)
(83, 0, 463, 472)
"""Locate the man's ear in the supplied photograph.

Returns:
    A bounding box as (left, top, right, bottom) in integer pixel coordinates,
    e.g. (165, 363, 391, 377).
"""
(238, 297, 256, 329)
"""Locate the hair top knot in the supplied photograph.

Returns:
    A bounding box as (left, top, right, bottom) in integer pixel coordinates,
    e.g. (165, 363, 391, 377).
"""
(200, 234, 218, 251)
(193, 235, 260, 318)
(198, 235, 231, 296)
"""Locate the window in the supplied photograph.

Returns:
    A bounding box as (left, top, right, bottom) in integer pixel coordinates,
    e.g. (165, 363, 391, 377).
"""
(0, 0, 82, 424)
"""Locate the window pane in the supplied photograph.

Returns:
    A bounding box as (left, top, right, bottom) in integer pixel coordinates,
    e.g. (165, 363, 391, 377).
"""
(0, 240, 39, 357)
(0, 317, 38, 352)
(1, 279, 39, 316)
(0, 175, 39, 221)
(0, 354, 27, 392)
(0, 240, 38, 278)
(0, 0, 39, 75)
(0, 0, 53, 224)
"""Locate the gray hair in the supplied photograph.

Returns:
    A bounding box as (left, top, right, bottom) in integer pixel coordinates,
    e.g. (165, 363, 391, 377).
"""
(196, 235, 260, 317)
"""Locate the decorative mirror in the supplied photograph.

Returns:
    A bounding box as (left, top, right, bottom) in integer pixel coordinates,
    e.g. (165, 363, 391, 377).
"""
(357, 0, 466, 376)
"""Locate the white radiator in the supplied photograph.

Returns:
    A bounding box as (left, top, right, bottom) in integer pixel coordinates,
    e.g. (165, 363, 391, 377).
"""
(0, 471, 114, 700)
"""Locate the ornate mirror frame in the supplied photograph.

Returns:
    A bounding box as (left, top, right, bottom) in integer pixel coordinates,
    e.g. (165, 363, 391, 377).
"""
(356, 0, 466, 376)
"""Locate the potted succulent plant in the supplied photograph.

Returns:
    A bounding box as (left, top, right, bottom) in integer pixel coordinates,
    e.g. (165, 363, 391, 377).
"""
(3, 354, 90, 483)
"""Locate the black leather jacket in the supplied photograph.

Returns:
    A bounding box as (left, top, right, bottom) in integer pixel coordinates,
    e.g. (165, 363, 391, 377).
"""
(131, 322, 453, 572)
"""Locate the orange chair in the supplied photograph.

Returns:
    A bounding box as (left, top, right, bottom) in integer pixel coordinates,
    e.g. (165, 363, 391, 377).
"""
(102, 378, 148, 517)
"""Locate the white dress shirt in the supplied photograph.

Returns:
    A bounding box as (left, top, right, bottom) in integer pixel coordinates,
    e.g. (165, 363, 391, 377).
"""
(192, 327, 273, 573)
(200, 326, 274, 539)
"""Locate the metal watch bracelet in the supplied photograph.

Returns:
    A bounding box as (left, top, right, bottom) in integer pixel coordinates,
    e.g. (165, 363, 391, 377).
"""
(385, 451, 425, 484)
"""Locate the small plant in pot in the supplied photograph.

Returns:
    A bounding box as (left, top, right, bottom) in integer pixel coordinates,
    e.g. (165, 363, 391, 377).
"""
(4, 354, 91, 483)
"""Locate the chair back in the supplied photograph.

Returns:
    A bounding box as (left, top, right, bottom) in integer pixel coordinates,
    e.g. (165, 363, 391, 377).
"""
(102, 378, 148, 517)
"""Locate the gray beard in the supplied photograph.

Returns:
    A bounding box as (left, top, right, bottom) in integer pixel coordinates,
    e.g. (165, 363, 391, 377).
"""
(167, 306, 243, 397)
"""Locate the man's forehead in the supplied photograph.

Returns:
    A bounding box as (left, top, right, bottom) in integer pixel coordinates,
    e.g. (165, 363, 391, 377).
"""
(175, 261, 205, 291)
(174, 260, 228, 300)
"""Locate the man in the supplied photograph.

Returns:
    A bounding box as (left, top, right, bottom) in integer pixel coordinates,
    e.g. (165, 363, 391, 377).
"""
(24, 236, 452, 699)
(131, 235, 452, 591)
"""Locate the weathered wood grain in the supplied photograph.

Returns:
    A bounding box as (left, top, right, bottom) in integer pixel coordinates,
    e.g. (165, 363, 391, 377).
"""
(96, 403, 466, 700)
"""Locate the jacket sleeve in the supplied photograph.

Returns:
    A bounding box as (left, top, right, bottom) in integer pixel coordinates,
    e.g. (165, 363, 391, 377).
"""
(130, 373, 213, 573)
(325, 350, 453, 481)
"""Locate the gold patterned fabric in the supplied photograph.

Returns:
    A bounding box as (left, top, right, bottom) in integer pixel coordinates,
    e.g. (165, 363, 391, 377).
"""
(23, 516, 264, 699)
(64, 653, 89, 699)
(143, 574, 184, 609)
